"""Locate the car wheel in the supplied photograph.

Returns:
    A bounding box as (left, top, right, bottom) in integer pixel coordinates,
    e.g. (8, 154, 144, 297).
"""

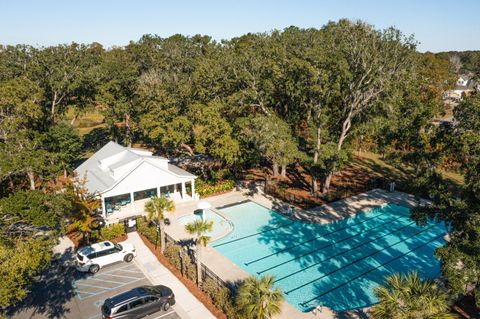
(124, 253, 134, 262)
(163, 301, 170, 311)
(89, 264, 100, 274)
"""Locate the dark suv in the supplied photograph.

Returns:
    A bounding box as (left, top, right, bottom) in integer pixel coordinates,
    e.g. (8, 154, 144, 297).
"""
(101, 285, 175, 319)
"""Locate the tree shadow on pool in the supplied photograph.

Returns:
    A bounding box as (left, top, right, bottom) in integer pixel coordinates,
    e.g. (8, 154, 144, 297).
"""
(252, 203, 445, 313)
(304, 237, 443, 314)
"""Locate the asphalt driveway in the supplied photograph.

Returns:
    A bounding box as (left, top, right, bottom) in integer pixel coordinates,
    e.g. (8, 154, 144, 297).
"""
(10, 257, 180, 319)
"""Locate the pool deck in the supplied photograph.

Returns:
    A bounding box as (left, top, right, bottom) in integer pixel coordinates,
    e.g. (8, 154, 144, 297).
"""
(165, 188, 429, 319)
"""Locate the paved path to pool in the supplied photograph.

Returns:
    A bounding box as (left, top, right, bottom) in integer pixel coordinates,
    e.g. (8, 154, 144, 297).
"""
(165, 188, 428, 319)
(128, 232, 216, 319)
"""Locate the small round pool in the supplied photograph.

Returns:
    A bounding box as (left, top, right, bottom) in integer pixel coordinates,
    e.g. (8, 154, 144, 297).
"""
(177, 209, 232, 240)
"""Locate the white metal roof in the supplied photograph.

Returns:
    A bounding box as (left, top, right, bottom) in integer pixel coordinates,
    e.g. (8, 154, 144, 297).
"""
(75, 141, 195, 195)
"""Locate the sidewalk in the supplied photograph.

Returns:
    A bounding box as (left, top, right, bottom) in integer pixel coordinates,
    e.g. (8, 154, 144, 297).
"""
(128, 231, 217, 319)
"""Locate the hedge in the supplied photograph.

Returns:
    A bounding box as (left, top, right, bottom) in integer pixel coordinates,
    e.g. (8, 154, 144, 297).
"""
(196, 179, 236, 197)
(136, 217, 158, 245)
(100, 224, 125, 241)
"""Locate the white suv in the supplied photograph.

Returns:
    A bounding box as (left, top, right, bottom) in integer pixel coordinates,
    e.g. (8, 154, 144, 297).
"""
(75, 241, 136, 273)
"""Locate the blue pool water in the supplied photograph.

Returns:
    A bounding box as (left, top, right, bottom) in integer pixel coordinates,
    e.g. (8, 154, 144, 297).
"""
(212, 201, 446, 312)
(177, 209, 231, 239)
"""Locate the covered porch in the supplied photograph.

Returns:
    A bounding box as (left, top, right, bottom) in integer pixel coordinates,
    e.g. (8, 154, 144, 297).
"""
(102, 179, 197, 225)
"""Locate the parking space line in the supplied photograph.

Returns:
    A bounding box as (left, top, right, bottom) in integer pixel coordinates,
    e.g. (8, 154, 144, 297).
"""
(115, 268, 144, 274)
(152, 310, 176, 319)
(75, 290, 97, 295)
(95, 264, 135, 275)
(83, 277, 126, 285)
(98, 273, 144, 280)
(75, 278, 145, 301)
(75, 282, 112, 290)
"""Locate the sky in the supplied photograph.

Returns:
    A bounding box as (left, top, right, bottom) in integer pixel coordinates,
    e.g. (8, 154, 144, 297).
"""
(1, 0, 479, 52)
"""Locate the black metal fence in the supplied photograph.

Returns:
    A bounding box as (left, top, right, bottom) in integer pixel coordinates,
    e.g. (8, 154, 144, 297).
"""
(201, 263, 228, 288)
(264, 176, 404, 207)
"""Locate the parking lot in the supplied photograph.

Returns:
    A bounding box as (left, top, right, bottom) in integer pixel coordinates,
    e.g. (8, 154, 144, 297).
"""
(11, 261, 180, 319)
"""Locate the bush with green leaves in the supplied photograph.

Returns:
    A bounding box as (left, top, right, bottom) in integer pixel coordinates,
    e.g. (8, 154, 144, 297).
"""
(183, 253, 197, 283)
(164, 243, 181, 269)
(196, 179, 236, 197)
(202, 278, 237, 318)
(136, 217, 157, 245)
(100, 224, 125, 240)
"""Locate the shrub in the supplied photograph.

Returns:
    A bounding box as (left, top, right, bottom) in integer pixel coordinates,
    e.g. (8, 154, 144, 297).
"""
(100, 224, 125, 240)
(201, 278, 238, 318)
(164, 243, 181, 270)
(196, 179, 236, 197)
(136, 217, 157, 245)
(183, 254, 197, 283)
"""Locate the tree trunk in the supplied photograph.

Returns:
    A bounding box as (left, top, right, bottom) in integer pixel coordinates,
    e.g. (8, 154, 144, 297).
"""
(281, 164, 287, 178)
(180, 143, 195, 156)
(27, 169, 35, 190)
(70, 114, 77, 125)
(196, 243, 202, 286)
(63, 167, 68, 179)
(160, 222, 166, 254)
(51, 92, 57, 124)
(311, 125, 322, 194)
(125, 114, 132, 147)
(8, 176, 14, 190)
(322, 173, 333, 194)
(322, 113, 352, 193)
(312, 175, 318, 194)
(273, 163, 279, 177)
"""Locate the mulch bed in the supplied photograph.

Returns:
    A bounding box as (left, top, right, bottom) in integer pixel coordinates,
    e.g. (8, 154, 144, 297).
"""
(66, 232, 128, 248)
(200, 189, 235, 199)
(243, 156, 379, 209)
(138, 234, 226, 319)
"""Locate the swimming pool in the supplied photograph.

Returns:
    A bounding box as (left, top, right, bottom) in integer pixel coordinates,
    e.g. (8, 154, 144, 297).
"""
(177, 209, 232, 240)
(212, 201, 446, 312)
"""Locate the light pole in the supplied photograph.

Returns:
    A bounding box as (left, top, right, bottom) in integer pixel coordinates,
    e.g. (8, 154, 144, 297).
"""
(152, 219, 160, 250)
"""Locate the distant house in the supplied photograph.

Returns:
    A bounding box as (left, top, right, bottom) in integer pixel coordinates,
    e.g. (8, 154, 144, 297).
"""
(75, 141, 197, 223)
(444, 74, 477, 101)
(457, 75, 470, 87)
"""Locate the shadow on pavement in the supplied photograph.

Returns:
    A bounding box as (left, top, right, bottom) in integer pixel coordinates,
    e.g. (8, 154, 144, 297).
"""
(8, 248, 89, 319)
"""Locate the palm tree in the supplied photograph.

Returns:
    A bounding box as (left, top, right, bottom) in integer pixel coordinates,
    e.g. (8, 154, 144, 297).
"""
(371, 272, 456, 319)
(145, 196, 175, 254)
(236, 275, 284, 319)
(184, 219, 213, 286)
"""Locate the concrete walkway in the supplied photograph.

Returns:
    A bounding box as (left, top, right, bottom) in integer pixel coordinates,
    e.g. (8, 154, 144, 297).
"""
(128, 231, 216, 319)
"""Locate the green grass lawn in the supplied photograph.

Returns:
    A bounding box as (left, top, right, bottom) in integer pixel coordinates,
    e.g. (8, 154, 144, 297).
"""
(64, 107, 106, 136)
(356, 151, 464, 186)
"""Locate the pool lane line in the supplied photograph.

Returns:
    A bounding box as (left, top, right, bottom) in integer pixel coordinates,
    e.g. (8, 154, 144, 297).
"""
(299, 233, 445, 309)
(285, 224, 438, 295)
(251, 212, 405, 269)
(269, 219, 417, 280)
(212, 221, 295, 248)
(244, 208, 401, 266)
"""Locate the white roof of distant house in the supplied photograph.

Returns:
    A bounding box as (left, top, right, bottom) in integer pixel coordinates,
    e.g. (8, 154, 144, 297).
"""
(75, 141, 195, 195)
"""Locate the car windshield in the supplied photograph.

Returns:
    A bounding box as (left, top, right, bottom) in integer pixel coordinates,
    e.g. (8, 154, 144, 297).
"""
(101, 304, 111, 315)
(114, 243, 122, 251)
(76, 253, 84, 261)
